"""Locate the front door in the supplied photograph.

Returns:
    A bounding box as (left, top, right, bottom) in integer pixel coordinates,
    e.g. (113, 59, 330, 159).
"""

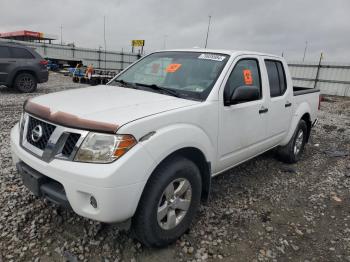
(217, 57, 269, 172)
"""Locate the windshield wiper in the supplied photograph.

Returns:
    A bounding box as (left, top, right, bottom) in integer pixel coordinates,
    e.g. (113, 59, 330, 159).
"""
(113, 79, 137, 89)
(134, 83, 181, 98)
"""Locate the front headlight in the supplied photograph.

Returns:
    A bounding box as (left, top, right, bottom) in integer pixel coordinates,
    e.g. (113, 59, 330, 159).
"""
(74, 133, 137, 163)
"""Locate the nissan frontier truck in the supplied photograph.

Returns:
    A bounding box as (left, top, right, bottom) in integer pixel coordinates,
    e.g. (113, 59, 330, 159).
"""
(11, 49, 320, 247)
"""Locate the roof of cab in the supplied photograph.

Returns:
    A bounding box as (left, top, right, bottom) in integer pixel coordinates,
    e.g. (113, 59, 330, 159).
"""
(153, 48, 282, 59)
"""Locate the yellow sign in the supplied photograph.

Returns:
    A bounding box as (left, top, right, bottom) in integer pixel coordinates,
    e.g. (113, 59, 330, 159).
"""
(132, 40, 145, 47)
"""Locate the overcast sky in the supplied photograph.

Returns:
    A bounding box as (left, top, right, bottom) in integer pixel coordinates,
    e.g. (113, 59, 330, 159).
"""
(1, 0, 349, 62)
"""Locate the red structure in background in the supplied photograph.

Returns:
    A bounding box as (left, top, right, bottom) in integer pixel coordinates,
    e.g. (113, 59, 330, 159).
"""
(0, 30, 57, 43)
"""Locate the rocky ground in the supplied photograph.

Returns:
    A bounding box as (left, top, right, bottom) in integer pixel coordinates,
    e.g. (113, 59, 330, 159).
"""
(0, 73, 349, 262)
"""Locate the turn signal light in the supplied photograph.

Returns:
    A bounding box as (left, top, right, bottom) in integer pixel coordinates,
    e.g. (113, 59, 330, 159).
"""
(114, 135, 137, 158)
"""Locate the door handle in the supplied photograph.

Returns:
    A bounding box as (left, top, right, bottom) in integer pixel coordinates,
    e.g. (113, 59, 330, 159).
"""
(7, 60, 16, 63)
(285, 102, 292, 107)
(259, 107, 268, 114)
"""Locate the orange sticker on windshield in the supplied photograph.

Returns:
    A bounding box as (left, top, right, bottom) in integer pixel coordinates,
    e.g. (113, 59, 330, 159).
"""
(243, 69, 253, 85)
(166, 63, 182, 73)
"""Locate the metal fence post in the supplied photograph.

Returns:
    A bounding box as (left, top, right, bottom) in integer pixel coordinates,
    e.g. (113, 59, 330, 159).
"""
(98, 47, 101, 69)
(314, 52, 323, 88)
(120, 50, 123, 71)
(43, 42, 47, 56)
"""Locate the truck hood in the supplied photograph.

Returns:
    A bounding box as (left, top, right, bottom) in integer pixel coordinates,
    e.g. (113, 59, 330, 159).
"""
(28, 85, 199, 131)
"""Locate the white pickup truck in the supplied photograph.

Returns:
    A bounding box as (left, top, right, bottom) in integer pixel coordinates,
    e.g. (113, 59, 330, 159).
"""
(11, 49, 320, 247)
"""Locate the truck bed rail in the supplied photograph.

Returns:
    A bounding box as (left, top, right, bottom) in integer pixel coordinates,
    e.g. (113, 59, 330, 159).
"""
(293, 86, 320, 96)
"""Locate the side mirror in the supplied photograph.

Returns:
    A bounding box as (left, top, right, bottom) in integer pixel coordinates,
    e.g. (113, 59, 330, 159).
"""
(225, 85, 260, 105)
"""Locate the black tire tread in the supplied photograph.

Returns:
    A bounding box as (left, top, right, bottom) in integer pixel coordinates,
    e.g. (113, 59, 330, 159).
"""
(277, 120, 308, 163)
(132, 156, 202, 247)
(14, 73, 37, 93)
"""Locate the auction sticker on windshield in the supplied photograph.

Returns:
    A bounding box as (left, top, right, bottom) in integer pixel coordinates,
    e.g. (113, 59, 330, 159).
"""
(166, 63, 182, 73)
(198, 54, 226, 61)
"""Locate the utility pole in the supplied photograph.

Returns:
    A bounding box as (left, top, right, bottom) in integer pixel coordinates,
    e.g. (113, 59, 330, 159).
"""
(204, 15, 211, 48)
(60, 25, 63, 45)
(314, 52, 323, 89)
(104, 16, 107, 71)
(302, 41, 308, 62)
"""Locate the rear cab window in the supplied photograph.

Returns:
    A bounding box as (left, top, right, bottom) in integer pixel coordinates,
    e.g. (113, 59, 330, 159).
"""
(264, 59, 287, 97)
(10, 47, 35, 59)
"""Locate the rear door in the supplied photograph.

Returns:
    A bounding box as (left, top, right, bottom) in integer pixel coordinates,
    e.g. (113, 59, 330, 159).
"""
(10, 46, 36, 67)
(263, 59, 293, 146)
(217, 56, 270, 171)
(0, 45, 13, 84)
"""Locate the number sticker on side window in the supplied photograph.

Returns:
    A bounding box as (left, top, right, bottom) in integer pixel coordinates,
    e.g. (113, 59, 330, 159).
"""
(243, 69, 253, 85)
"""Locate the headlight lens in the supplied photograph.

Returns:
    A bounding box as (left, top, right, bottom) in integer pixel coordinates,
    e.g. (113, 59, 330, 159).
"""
(74, 133, 137, 163)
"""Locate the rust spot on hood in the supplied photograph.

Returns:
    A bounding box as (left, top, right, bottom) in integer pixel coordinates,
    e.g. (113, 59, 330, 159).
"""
(24, 100, 119, 134)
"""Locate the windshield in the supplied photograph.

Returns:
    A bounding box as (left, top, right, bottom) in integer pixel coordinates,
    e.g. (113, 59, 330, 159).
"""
(109, 51, 229, 100)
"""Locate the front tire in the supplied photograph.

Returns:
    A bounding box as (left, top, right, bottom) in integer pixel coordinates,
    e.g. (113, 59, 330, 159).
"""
(132, 156, 202, 247)
(14, 73, 37, 93)
(277, 119, 308, 163)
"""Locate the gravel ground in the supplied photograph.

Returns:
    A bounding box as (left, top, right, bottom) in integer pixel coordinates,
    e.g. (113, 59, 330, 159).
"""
(0, 73, 349, 262)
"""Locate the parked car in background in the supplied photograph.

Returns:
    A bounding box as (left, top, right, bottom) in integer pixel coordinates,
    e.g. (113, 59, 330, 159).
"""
(11, 49, 320, 247)
(0, 42, 48, 92)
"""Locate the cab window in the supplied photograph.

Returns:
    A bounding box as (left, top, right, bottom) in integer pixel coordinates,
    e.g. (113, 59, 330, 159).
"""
(224, 59, 262, 103)
(0, 46, 11, 58)
(11, 47, 35, 59)
(265, 60, 287, 97)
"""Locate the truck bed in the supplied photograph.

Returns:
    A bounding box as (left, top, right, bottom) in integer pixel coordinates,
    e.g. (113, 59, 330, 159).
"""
(292, 86, 320, 125)
(293, 86, 320, 96)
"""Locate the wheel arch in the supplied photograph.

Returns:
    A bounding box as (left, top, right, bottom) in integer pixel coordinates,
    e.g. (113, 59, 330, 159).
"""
(142, 146, 212, 204)
(10, 69, 38, 86)
(165, 147, 211, 202)
(301, 113, 312, 142)
(280, 102, 312, 146)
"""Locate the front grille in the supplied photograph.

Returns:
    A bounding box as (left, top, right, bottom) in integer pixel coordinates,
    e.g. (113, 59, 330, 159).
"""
(61, 133, 81, 157)
(22, 114, 86, 162)
(26, 116, 56, 150)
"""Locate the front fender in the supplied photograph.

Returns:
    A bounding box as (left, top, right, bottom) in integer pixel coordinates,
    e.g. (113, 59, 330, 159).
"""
(140, 123, 215, 174)
(280, 102, 311, 145)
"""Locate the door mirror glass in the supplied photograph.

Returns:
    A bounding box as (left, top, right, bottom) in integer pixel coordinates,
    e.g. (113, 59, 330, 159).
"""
(229, 85, 260, 104)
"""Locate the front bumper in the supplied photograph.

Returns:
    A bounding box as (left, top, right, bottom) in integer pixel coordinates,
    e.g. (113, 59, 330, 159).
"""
(16, 161, 71, 208)
(11, 123, 153, 223)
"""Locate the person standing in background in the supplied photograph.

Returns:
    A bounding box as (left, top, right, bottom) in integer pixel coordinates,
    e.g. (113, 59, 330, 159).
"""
(86, 64, 94, 80)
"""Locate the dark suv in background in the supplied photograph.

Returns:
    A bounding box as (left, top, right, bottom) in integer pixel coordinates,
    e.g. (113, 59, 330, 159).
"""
(0, 42, 48, 93)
